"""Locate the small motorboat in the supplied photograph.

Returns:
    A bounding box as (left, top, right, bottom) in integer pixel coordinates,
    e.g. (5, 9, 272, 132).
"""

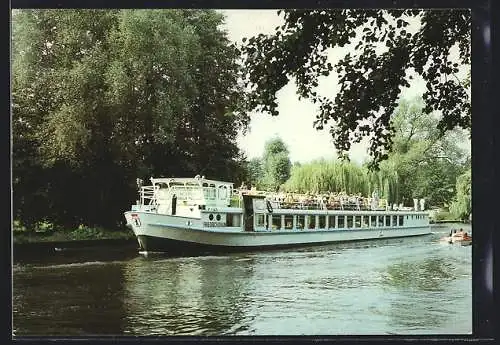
(440, 231, 472, 246)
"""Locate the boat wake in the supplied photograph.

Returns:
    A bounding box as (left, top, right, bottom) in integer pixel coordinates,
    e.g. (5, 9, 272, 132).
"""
(16, 260, 124, 271)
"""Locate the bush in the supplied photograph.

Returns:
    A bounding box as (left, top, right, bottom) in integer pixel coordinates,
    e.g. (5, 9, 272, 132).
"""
(34, 220, 55, 233)
(69, 225, 106, 240)
(432, 208, 458, 221)
(12, 220, 27, 233)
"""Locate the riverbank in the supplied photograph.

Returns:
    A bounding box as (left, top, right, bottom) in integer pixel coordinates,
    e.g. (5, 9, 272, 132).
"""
(13, 223, 135, 244)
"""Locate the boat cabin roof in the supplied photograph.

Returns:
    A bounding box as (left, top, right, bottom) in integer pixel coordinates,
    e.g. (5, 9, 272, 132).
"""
(150, 177, 233, 189)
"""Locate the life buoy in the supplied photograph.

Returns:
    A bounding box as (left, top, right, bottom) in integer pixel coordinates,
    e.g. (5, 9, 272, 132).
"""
(266, 200, 273, 213)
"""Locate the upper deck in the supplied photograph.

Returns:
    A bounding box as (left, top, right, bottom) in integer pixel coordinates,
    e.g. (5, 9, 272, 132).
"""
(134, 176, 427, 216)
(137, 176, 234, 212)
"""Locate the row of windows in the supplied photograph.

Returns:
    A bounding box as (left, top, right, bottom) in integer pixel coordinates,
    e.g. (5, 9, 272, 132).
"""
(202, 185, 228, 200)
(168, 185, 229, 201)
(256, 214, 411, 230)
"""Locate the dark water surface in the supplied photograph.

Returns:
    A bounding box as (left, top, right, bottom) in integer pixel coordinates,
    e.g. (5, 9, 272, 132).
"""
(12, 224, 472, 336)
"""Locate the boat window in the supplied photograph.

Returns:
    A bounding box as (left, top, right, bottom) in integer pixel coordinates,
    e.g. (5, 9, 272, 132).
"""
(209, 184, 216, 199)
(378, 215, 384, 227)
(354, 216, 361, 228)
(385, 215, 390, 227)
(203, 184, 216, 200)
(337, 215, 345, 228)
(346, 216, 353, 228)
(256, 214, 265, 227)
(328, 215, 336, 228)
(392, 215, 398, 227)
(284, 215, 293, 229)
(272, 215, 281, 230)
(296, 215, 305, 229)
(307, 215, 316, 229)
(370, 215, 377, 227)
(399, 215, 404, 226)
(218, 185, 228, 200)
(318, 215, 326, 229)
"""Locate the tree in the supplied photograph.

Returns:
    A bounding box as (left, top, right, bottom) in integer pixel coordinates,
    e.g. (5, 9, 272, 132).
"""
(12, 9, 121, 227)
(260, 138, 291, 191)
(246, 157, 264, 188)
(12, 9, 248, 229)
(379, 97, 469, 207)
(240, 9, 470, 167)
(282, 159, 398, 202)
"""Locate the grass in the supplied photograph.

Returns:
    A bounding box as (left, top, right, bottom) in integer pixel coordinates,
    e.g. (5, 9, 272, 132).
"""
(12, 220, 135, 244)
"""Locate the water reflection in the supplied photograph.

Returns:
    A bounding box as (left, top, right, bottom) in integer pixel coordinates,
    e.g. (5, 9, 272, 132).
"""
(381, 246, 472, 333)
(12, 224, 471, 336)
(121, 255, 255, 335)
(13, 260, 128, 336)
(382, 257, 456, 291)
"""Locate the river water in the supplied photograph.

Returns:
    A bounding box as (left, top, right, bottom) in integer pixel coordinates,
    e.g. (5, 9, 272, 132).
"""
(12, 224, 472, 336)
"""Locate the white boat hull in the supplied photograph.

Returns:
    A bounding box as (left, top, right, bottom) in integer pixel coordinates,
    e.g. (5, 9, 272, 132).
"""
(125, 211, 431, 253)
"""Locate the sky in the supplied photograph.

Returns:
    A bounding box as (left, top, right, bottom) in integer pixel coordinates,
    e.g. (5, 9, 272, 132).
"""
(219, 10, 469, 164)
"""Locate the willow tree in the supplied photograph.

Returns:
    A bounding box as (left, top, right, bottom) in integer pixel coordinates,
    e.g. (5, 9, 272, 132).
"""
(282, 160, 399, 200)
(366, 163, 399, 204)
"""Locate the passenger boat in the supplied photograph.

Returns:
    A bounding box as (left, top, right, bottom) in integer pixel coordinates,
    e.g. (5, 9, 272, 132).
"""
(124, 176, 431, 253)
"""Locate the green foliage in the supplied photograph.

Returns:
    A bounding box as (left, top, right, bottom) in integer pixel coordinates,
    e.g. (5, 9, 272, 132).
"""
(240, 9, 470, 167)
(380, 97, 469, 207)
(13, 224, 135, 243)
(246, 157, 264, 187)
(260, 138, 291, 191)
(432, 209, 454, 222)
(449, 170, 471, 221)
(12, 9, 248, 229)
(278, 97, 468, 207)
(12, 220, 28, 233)
(282, 159, 398, 201)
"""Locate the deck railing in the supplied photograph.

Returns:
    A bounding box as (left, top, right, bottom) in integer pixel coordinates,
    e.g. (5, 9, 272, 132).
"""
(234, 189, 420, 212)
(140, 186, 158, 206)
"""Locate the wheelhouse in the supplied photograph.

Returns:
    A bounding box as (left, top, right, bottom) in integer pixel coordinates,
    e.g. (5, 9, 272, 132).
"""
(133, 177, 234, 218)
